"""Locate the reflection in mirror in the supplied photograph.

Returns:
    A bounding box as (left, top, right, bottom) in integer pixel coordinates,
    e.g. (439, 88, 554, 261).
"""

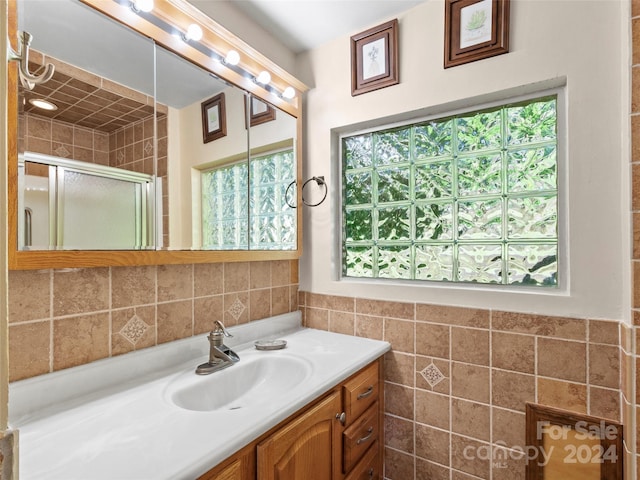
(16, 0, 159, 250)
(247, 95, 297, 250)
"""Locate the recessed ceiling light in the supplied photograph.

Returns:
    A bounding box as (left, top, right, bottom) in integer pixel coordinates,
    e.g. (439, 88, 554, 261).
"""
(28, 98, 58, 111)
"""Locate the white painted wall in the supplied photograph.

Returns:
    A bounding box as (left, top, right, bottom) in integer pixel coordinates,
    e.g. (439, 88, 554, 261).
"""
(298, 0, 631, 321)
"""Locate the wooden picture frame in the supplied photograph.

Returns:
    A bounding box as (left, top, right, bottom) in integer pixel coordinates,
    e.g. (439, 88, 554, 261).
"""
(350, 19, 398, 96)
(246, 96, 276, 128)
(525, 403, 623, 480)
(444, 0, 509, 68)
(201, 93, 227, 143)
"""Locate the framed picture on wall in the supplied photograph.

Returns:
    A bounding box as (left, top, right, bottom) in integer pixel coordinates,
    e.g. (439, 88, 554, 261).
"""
(246, 96, 276, 128)
(350, 19, 399, 96)
(444, 0, 510, 68)
(201, 93, 227, 143)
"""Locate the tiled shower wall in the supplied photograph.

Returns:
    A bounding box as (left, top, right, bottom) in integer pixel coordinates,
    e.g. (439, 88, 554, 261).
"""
(299, 292, 624, 480)
(7, 260, 298, 382)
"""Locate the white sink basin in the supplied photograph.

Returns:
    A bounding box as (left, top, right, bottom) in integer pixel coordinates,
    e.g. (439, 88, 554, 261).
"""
(167, 353, 313, 412)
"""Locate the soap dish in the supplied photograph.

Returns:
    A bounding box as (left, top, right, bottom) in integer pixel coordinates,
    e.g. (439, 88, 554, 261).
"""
(254, 339, 287, 351)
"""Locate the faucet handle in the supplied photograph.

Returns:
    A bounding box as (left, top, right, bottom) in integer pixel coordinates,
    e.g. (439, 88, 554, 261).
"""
(213, 320, 232, 337)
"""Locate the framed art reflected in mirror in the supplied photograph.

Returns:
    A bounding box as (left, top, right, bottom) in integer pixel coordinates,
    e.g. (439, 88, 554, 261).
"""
(201, 93, 227, 143)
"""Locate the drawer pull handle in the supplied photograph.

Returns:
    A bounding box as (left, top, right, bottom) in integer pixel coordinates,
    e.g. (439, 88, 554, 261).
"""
(356, 426, 374, 445)
(336, 412, 346, 424)
(357, 386, 374, 400)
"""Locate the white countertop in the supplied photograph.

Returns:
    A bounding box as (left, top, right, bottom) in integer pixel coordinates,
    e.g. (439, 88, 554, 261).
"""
(9, 312, 390, 480)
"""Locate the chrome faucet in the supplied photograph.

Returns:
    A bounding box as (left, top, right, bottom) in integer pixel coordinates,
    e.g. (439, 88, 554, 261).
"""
(195, 320, 240, 375)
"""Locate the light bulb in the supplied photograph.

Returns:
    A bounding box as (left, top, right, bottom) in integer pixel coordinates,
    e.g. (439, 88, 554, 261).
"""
(256, 71, 271, 86)
(282, 86, 296, 100)
(131, 0, 153, 12)
(224, 50, 240, 66)
(185, 24, 203, 42)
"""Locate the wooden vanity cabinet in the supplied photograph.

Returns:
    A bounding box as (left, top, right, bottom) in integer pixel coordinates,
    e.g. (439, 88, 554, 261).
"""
(197, 358, 383, 480)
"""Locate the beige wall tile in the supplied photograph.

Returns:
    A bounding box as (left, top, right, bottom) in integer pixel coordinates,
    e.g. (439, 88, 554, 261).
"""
(537, 338, 586, 383)
(537, 378, 587, 414)
(385, 382, 414, 419)
(271, 286, 289, 316)
(491, 311, 586, 340)
(589, 319, 620, 345)
(53, 313, 109, 371)
(329, 310, 355, 336)
(416, 458, 450, 480)
(194, 296, 223, 335)
(53, 268, 109, 317)
(356, 298, 414, 320)
(356, 314, 383, 340)
(451, 434, 490, 479)
(589, 386, 621, 422)
(250, 261, 271, 289)
(8, 270, 50, 323)
(589, 343, 620, 389)
(111, 265, 156, 308)
(492, 407, 526, 450)
(415, 423, 449, 466)
(416, 356, 449, 394)
(249, 288, 271, 321)
(194, 263, 223, 297)
(384, 447, 414, 480)
(111, 306, 155, 356)
(385, 318, 415, 354)
(416, 304, 489, 328)
(452, 363, 490, 403)
(385, 415, 414, 454)
(290, 260, 299, 284)
(157, 264, 193, 302)
(223, 292, 249, 326)
(416, 322, 449, 359)
(305, 307, 328, 330)
(288, 285, 298, 313)
(224, 262, 249, 293)
(491, 448, 526, 480)
(492, 331, 535, 374)
(451, 398, 490, 441)
(492, 370, 535, 411)
(451, 327, 489, 366)
(9, 321, 51, 381)
(157, 300, 192, 344)
(385, 351, 415, 387)
(270, 260, 290, 287)
(415, 389, 449, 429)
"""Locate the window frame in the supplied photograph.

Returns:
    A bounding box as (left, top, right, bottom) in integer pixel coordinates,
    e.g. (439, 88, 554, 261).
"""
(337, 87, 568, 293)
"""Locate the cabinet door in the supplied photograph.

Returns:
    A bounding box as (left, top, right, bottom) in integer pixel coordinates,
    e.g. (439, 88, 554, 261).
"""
(257, 391, 343, 480)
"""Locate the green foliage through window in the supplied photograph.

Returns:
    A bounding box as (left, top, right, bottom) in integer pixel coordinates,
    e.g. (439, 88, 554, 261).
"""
(342, 96, 558, 286)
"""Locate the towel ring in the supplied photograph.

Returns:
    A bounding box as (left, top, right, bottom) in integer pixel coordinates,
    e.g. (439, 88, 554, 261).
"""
(285, 176, 328, 208)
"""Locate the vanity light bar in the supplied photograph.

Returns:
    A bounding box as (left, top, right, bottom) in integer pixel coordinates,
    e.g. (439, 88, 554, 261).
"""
(123, 0, 296, 101)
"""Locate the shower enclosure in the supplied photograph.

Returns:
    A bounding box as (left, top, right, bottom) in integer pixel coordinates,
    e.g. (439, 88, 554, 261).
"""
(18, 152, 158, 250)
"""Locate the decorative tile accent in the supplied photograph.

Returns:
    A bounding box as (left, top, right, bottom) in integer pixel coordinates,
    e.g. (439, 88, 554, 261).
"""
(420, 362, 446, 388)
(53, 144, 70, 157)
(227, 298, 246, 321)
(119, 314, 149, 345)
(144, 140, 153, 155)
(117, 150, 125, 163)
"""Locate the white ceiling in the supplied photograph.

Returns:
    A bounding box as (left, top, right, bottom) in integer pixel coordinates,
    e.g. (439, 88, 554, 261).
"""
(198, 0, 428, 53)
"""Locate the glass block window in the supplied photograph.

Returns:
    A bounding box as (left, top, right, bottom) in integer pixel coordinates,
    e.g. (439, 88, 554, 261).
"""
(342, 96, 558, 286)
(201, 149, 296, 250)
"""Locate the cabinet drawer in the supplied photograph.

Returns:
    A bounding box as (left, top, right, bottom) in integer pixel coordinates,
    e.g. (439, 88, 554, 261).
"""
(343, 361, 379, 424)
(343, 402, 379, 472)
(344, 441, 380, 480)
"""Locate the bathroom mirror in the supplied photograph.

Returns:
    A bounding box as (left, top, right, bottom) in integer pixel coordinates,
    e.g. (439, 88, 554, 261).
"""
(8, 0, 305, 267)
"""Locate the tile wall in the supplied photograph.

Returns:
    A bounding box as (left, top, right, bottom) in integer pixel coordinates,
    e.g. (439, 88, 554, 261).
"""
(632, 0, 640, 477)
(299, 292, 623, 480)
(7, 260, 298, 381)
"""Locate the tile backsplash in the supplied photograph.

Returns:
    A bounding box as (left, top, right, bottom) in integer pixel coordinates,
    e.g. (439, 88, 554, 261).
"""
(8, 260, 298, 381)
(299, 292, 623, 480)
